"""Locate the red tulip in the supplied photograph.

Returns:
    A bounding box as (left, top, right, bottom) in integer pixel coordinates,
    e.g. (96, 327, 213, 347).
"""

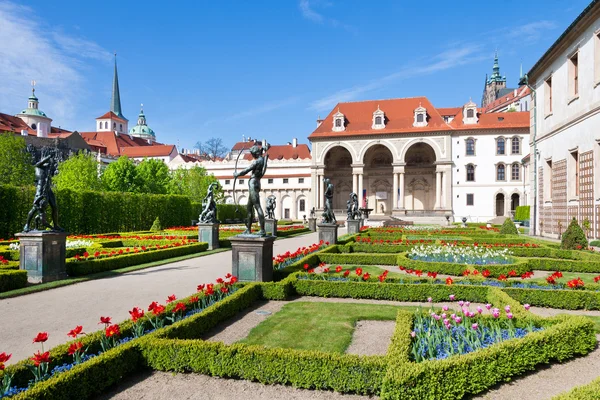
(166, 294, 177, 303)
(33, 332, 48, 343)
(0, 352, 11, 370)
(99, 316, 111, 325)
(148, 301, 159, 311)
(189, 296, 199, 304)
(31, 350, 51, 366)
(173, 302, 186, 313)
(197, 284, 205, 292)
(67, 342, 83, 356)
(105, 324, 120, 338)
(152, 305, 166, 316)
(129, 307, 145, 322)
(67, 325, 85, 338)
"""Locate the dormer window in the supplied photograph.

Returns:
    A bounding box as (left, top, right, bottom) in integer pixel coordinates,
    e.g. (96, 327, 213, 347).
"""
(413, 104, 427, 127)
(372, 106, 385, 129)
(332, 109, 345, 132)
(462, 99, 479, 124)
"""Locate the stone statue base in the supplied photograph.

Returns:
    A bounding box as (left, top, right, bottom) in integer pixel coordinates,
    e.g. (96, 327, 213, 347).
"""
(347, 219, 362, 235)
(308, 218, 317, 232)
(317, 223, 338, 245)
(198, 222, 219, 250)
(16, 231, 68, 284)
(230, 235, 275, 282)
(265, 219, 278, 237)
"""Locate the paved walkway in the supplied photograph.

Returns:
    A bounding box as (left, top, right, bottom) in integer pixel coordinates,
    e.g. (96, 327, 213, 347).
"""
(0, 232, 321, 364)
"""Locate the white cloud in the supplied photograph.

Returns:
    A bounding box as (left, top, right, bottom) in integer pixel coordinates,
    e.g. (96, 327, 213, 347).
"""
(299, 0, 356, 34)
(0, 1, 111, 129)
(299, 0, 324, 23)
(204, 97, 299, 126)
(308, 45, 485, 111)
(506, 20, 557, 44)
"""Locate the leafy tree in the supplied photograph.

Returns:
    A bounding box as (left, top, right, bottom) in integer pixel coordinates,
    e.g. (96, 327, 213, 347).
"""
(102, 156, 139, 192)
(499, 217, 518, 235)
(168, 166, 222, 201)
(561, 218, 588, 250)
(136, 158, 171, 194)
(194, 137, 228, 161)
(0, 132, 33, 186)
(53, 152, 102, 191)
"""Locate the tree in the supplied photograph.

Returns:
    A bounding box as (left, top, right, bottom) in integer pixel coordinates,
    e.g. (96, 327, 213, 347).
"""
(168, 166, 222, 201)
(194, 137, 228, 161)
(53, 152, 102, 191)
(101, 156, 139, 192)
(561, 218, 588, 250)
(499, 217, 518, 235)
(136, 158, 171, 194)
(0, 132, 34, 186)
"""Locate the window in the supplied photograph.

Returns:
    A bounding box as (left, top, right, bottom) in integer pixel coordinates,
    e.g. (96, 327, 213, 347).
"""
(511, 137, 520, 154)
(466, 164, 475, 182)
(466, 194, 474, 206)
(497, 164, 506, 181)
(511, 163, 520, 181)
(298, 178, 304, 184)
(569, 52, 579, 97)
(283, 178, 289, 184)
(225, 179, 230, 185)
(545, 77, 553, 114)
(375, 116, 382, 125)
(465, 138, 475, 156)
(416, 113, 424, 123)
(496, 138, 505, 155)
(119, 124, 123, 131)
(466, 109, 474, 118)
(335, 119, 342, 127)
(299, 199, 305, 212)
(239, 179, 244, 184)
(267, 178, 273, 184)
(31, 123, 37, 130)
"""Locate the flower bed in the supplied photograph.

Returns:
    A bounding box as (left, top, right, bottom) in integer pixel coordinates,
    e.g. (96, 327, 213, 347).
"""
(407, 244, 515, 265)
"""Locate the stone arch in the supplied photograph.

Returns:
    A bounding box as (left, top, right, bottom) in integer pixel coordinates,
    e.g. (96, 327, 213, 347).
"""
(281, 195, 292, 219)
(319, 142, 357, 164)
(224, 196, 234, 205)
(493, 189, 508, 217)
(399, 138, 442, 163)
(358, 140, 398, 164)
(297, 195, 308, 218)
(238, 195, 248, 206)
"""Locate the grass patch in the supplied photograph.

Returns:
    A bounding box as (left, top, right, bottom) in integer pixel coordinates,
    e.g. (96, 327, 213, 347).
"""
(0, 248, 227, 299)
(323, 265, 407, 279)
(528, 271, 600, 286)
(240, 301, 415, 353)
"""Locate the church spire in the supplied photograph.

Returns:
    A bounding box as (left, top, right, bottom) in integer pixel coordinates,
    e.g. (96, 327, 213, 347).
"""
(110, 53, 127, 120)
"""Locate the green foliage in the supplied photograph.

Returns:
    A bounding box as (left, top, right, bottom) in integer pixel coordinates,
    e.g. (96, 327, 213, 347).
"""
(0, 269, 27, 292)
(514, 206, 530, 221)
(503, 287, 600, 310)
(150, 216, 162, 232)
(0, 132, 33, 187)
(591, 240, 600, 247)
(101, 156, 139, 192)
(53, 152, 102, 192)
(136, 158, 170, 194)
(554, 376, 600, 399)
(500, 217, 519, 235)
(0, 185, 33, 239)
(526, 258, 600, 273)
(216, 203, 242, 221)
(167, 166, 222, 202)
(561, 218, 588, 250)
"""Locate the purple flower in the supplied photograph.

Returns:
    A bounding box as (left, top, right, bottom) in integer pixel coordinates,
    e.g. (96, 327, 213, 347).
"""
(443, 318, 449, 325)
(476, 306, 483, 314)
(524, 304, 531, 311)
(458, 300, 464, 307)
(454, 316, 463, 324)
(485, 304, 492, 310)
(441, 313, 447, 319)
(471, 323, 478, 330)
(410, 331, 416, 338)
(507, 312, 514, 319)
(465, 301, 471, 307)
(427, 297, 433, 303)
(449, 295, 455, 301)
(504, 305, 511, 313)
(492, 312, 500, 318)
(451, 313, 456, 319)
(433, 314, 441, 321)
(442, 305, 449, 311)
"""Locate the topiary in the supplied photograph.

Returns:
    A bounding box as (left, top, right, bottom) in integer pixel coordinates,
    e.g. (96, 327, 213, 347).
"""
(561, 218, 588, 250)
(499, 218, 518, 235)
(150, 216, 162, 232)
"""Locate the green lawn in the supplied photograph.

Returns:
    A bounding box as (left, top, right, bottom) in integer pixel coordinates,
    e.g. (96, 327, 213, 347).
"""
(240, 301, 414, 353)
(324, 265, 408, 279)
(527, 271, 600, 286)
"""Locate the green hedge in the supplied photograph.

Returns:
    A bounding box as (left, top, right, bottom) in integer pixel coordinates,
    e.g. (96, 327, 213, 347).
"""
(66, 242, 208, 276)
(503, 287, 600, 310)
(0, 269, 27, 292)
(554, 376, 600, 399)
(515, 206, 530, 221)
(526, 257, 600, 273)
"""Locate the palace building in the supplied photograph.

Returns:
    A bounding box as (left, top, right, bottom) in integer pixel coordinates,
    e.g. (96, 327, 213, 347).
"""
(308, 96, 530, 223)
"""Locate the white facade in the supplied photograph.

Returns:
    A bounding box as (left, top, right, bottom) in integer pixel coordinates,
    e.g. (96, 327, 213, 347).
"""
(528, 2, 600, 238)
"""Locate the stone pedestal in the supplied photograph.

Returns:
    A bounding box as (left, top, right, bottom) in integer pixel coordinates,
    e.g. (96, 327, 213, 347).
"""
(16, 231, 68, 284)
(265, 219, 278, 237)
(308, 218, 317, 232)
(347, 219, 362, 235)
(318, 223, 338, 245)
(198, 222, 219, 250)
(230, 235, 276, 282)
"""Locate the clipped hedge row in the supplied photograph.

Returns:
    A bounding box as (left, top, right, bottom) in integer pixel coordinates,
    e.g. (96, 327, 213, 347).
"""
(66, 242, 208, 276)
(526, 257, 600, 273)
(503, 287, 600, 310)
(554, 376, 600, 399)
(0, 269, 27, 292)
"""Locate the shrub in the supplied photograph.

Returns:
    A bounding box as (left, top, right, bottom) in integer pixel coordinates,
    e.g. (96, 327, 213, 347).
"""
(499, 218, 518, 235)
(0, 269, 27, 292)
(150, 217, 162, 232)
(590, 240, 600, 247)
(514, 206, 530, 221)
(561, 218, 589, 250)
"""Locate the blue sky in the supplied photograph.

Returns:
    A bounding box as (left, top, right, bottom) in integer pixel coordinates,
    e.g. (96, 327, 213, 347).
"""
(0, 0, 591, 151)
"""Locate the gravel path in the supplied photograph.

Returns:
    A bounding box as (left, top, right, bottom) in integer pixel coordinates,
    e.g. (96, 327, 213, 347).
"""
(345, 320, 395, 356)
(96, 371, 377, 400)
(528, 306, 600, 317)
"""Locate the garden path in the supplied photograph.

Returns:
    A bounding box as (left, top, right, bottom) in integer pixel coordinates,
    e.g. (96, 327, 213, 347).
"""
(0, 231, 321, 365)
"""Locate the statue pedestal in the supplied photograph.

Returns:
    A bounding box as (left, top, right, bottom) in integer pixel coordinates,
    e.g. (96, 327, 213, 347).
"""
(308, 218, 317, 232)
(347, 219, 362, 235)
(265, 219, 278, 237)
(16, 231, 67, 284)
(198, 222, 219, 250)
(317, 223, 338, 245)
(230, 235, 275, 282)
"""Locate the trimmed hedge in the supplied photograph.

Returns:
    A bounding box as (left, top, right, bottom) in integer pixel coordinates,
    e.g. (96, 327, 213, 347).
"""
(525, 257, 600, 273)
(0, 269, 27, 292)
(503, 287, 600, 310)
(554, 376, 600, 399)
(515, 206, 530, 221)
(66, 242, 208, 276)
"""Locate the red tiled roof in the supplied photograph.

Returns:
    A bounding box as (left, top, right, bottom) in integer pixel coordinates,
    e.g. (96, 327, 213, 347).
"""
(483, 86, 531, 113)
(437, 107, 462, 116)
(96, 111, 127, 123)
(0, 112, 31, 133)
(309, 97, 529, 139)
(120, 145, 177, 157)
(242, 143, 311, 161)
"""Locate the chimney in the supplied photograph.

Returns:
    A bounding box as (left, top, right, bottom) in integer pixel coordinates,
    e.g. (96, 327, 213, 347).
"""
(514, 89, 517, 96)
(37, 123, 47, 138)
(21, 129, 28, 136)
(292, 138, 298, 148)
(316, 115, 324, 127)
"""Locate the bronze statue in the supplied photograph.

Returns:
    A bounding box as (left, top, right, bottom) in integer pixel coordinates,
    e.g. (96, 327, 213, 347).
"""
(346, 200, 353, 220)
(309, 207, 316, 219)
(199, 182, 219, 223)
(24, 147, 63, 232)
(266, 196, 276, 219)
(233, 142, 271, 236)
(321, 178, 336, 224)
(349, 192, 362, 220)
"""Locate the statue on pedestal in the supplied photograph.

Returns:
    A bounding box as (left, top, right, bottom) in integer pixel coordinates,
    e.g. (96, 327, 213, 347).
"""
(23, 147, 63, 233)
(233, 141, 271, 236)
(266, 196, 276, 219)
(321, 178, 336, 224)
(348, 192, 361, 220)
(199, 182, 219, 223)
(309, 207, 316, 219)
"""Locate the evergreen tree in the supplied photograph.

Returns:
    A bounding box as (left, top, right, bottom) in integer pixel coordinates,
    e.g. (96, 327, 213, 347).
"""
(102, 156, 139, 192)
(53, 152, 102, 191)
(499, 217, 518, 235)
(136, 158, 171, 194)
(0, 132, 33, 186)
(561, 218, 588, 250)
